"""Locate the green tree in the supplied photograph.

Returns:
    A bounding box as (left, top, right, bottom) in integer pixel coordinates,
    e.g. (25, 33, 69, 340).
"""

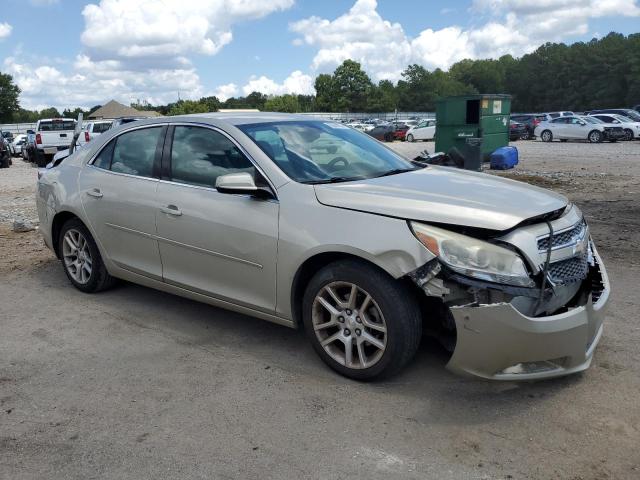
(366, 80, 397, 112)
(168, 100, 209, 115)
(314, 73, 335, 111)
(332, 60, 373, 111)
(245, 91, 268, 110)
(39, 107, 62, 118)
(0, 72, 21, 122)
(263, 94, 300, 113)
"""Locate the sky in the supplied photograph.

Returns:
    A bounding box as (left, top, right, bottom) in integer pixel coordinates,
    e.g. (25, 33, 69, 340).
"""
(0, 0, 639, 111)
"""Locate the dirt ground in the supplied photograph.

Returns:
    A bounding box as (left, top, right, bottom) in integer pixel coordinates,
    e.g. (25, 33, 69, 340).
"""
(1, 140, 639, 479)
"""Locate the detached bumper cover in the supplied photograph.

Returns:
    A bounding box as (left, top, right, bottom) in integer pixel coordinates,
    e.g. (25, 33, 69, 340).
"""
(445, 251, 610, 380)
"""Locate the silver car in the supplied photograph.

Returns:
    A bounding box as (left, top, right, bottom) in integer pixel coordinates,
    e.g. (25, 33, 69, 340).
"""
(36, 113, 610, 380)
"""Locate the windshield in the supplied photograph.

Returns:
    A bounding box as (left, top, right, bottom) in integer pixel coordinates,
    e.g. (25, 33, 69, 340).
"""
(238, 121, 418, 183)
(623, 110, 640, 121)
(582, 117, 602, 124)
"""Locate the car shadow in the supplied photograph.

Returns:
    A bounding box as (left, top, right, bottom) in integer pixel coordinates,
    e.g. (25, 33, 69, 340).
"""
(34, 260, 586, 426)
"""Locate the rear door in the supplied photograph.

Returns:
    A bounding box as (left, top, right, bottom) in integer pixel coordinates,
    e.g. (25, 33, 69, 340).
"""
(78, 125, 165, 279)
(155, 124, 279, 313)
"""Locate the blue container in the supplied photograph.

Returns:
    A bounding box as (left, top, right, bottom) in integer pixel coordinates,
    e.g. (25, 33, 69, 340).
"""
(490, 146, 518, 170)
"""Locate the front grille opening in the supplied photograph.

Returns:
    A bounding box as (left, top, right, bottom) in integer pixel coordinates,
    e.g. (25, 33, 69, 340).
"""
(538, 220, 586, 251)
(548, 253, 589, 285)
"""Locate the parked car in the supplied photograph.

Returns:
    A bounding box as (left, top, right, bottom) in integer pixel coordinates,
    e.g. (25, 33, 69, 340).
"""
(633, 105, 640, 113)
(535, 115, 622, 143)
(367, 124, 395, 142)
(588, 109, 640, 122)
(546, 111, 575, 119)
(406, 119, 436, 142)
(35, 118, 77, 167)
(80, 120, 113, 145)
(509, 120, 527, 141)
(22, 129, 38, 162)
(393, 123, 410, 141)
(37, 113, 609, 381)
(2, 131, 16, 156)
(588, 113, 640, 140)
(510, 114, 546, 139)
(11, 134, 27, 155)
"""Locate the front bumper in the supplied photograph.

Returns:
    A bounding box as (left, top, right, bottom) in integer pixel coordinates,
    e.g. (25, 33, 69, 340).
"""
(445, 250, 610, 381)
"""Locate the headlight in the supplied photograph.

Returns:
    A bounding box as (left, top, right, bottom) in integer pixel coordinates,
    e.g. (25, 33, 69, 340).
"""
(410, 222, 535, 287)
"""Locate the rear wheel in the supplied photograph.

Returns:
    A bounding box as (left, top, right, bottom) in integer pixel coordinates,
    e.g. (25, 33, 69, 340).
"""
(588, 130, 603, 143)
(59, 218, 116, 293)
(302, 260, 422, 380)
(406, 134, 415, 142)
(541, 130, 553, 142)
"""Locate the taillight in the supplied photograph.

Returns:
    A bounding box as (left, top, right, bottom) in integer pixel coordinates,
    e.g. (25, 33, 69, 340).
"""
(85, 131, 90, 142)
(533, 119, 540, 126)
(36, 133, 42, 144)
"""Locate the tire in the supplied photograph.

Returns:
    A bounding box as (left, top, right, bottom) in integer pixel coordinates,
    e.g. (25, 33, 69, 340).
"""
(58, 218, 117, 293)
(623, 129, 633, 141)
(541, 130, 553, 142)
(406, 134, 415, 143)
(521, 131, 530, 140)
(383, 133, 393, 142)
(302, 260, 422, 381)
(0, 153, 9, 168)
(588, 130, 603, 143)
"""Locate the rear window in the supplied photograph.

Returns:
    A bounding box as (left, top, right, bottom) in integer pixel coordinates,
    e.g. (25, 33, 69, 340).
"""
(39, 120, 76, 131)
(92, 122, 112, 134)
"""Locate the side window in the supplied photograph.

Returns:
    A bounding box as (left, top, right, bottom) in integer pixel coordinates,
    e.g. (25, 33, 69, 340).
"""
(170, 126, 255, 188)
(111, 127, 163, 177)
(93, 139, 115, 170)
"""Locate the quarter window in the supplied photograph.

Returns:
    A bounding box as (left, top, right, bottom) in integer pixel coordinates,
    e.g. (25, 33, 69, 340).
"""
(93, 140, 115, 170)
(170, 126, 255, 188)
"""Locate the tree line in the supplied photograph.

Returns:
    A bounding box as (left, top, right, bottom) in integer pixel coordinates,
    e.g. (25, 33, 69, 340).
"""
(1, 32, 638, 123)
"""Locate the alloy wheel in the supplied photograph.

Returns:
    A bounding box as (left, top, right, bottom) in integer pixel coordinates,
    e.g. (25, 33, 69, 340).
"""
(62, 229, 93, 284)
(312, 281, 387, 370)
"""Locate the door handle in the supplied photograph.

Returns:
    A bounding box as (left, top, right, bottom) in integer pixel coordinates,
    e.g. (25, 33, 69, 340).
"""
(86, 188, 103, 198)
(160, 205, 182, 216)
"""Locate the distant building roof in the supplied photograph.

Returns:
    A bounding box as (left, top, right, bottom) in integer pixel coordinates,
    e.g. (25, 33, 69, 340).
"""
(88, 100, 162, 119)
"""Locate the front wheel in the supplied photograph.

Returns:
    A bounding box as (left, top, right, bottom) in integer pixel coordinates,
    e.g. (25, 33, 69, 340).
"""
(541, 130, 553, 142)
(623, 129, 633, 141)
(59, 218, 117, 293)
(406, 134, 415, 142)
(303, 260, 422, 380)
(588, 130, 603, 143)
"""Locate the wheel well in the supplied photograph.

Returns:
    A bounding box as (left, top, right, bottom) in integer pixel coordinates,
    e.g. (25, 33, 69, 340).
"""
(50, 211, 80, 258)
(290, 252, 402, 328)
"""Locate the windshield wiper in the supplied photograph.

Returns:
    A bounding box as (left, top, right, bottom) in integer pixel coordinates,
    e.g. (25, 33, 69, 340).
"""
(373, 167, 419, 178)
(300, 176, 365, 184)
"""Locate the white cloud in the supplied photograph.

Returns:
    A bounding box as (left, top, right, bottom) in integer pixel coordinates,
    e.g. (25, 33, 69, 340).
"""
(81, 0, 294, 69)
(0, 22, 12, 40)
(290, 0, 411, 81)
(12, 0, 295, 109)
(213, 83, 239, 101)
(291, 0, 640, 79)
(242, 70, 314, 96)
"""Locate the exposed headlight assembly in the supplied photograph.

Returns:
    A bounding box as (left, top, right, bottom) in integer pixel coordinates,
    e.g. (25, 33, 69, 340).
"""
(410, 222, 535, 288)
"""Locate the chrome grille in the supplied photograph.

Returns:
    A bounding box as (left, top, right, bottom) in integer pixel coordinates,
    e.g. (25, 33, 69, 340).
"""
(548, 253, 589, 284)
(538, 220, 586, 251)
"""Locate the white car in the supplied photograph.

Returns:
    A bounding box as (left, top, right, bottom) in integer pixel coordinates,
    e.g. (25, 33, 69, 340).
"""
(588, 113, 640, 141)
(535, 115, 623, 143)
(406, 119, 436, 142)
(80, 120, 113, 145)
(11, 134, 27, 155)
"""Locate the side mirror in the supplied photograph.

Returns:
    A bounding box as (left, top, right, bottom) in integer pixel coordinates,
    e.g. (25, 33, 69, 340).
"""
(215, 172, 273, 198)
(579, 121, 586, 126)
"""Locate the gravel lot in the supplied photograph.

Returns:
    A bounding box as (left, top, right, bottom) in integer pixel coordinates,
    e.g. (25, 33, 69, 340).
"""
(1, 140, 639, 479)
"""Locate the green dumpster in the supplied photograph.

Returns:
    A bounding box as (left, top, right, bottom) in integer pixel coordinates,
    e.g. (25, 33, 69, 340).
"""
(435, 94, 511, 168)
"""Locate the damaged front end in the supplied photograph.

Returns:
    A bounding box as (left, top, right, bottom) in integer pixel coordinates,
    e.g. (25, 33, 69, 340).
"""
(407, 206, 610, 380)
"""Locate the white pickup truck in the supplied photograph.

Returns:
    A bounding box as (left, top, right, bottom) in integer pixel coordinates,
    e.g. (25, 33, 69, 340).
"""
(35, 118, 77, 167)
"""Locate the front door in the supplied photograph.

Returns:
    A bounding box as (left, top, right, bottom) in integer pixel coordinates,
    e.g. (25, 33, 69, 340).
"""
(79, 126, 165, 279)
(156, 125, 279, 313)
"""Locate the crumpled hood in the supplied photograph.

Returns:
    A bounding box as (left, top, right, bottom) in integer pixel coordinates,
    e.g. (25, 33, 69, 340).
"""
(314, 166, 568, 231)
